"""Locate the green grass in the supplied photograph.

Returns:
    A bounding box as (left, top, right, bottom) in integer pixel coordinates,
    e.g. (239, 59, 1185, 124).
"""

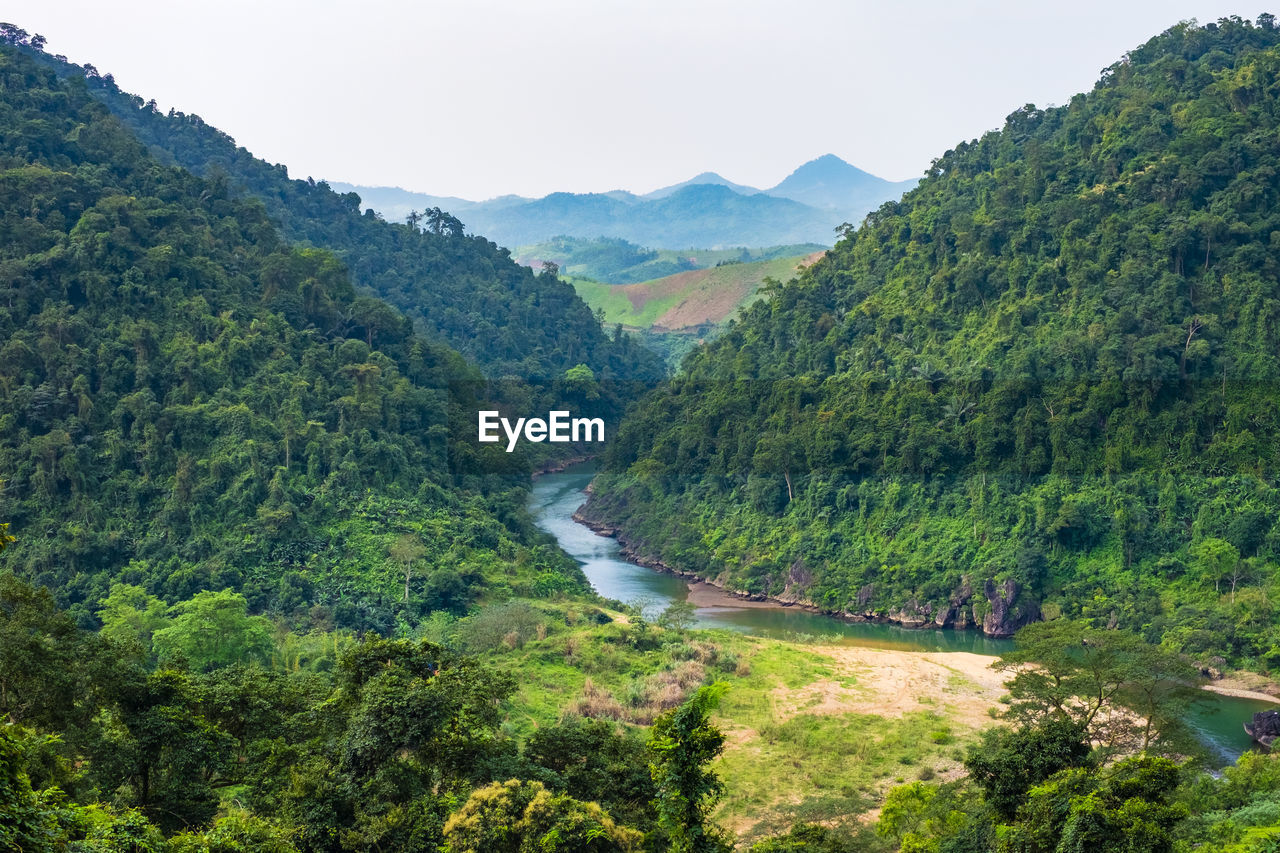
(569, 254, 815, 330)
(475, 612, 997, 842)
(715, 710, 963, 838)
(515, 237, 825, 285)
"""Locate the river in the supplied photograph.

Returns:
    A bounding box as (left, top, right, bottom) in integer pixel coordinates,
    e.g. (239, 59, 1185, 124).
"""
(530, 463, 1275, 764)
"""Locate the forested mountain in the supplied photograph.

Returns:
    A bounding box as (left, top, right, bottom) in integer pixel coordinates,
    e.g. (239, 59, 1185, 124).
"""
(587, 17, 1280, 665)
(0, 37, 592, 630)
(13, 40, 662, 385)
(450, 183, 838, 249)
(9, 15, 1280, 853)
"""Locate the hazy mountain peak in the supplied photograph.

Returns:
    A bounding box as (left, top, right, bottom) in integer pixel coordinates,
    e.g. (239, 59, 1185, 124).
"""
(643, 170, 761, 200)
(332, 155, 916, 248)
(767, 154, 917, 211)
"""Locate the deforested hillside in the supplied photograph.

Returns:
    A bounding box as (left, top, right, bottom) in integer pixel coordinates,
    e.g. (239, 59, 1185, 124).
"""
(587, 17, 1280, 664)
(0, 41, 588, 629)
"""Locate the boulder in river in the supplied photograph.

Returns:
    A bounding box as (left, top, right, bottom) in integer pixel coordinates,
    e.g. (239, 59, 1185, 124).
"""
(1245, 710, 1280, 749)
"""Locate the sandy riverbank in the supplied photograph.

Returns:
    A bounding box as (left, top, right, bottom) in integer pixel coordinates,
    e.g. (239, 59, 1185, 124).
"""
(1204, 683, 1280, 704)
(786, 645, 1280, 721)
(796, 646, 1009, 729)
(685, 581, 793, 610)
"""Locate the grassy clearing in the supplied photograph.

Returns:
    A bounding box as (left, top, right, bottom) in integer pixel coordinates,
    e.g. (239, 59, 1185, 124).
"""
(570, 254, 820, 330)
(475, 606, 1001, 842)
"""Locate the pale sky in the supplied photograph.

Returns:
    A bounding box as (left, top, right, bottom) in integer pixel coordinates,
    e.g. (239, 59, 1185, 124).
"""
(3, 1, 1268, 199)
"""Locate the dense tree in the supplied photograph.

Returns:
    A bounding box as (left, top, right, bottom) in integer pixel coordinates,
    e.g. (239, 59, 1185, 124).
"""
(0, 43, 589, 624)
(647, 682, 731, 853)
(152, 589, 274, 670)
(442, 779, 642, 853)
(1003, 756, 1187, 853)
(586, 16, 1280, 667)
(522, 716, 659, 836)
(11, 36, 665, 390)
(963, 719, 1094, 820)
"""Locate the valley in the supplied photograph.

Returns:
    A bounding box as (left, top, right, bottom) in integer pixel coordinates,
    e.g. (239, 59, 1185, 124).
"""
(5, 12, 1280, 853)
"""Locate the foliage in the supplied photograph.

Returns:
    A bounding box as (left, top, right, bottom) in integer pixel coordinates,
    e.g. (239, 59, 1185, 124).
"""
(1003, 755, 1187, 853)
(97, 583, 168, 658)
(748, 822, 872, 852)
(14, 43, 665, 389)
(962, 719, 1093, 820)
(648, 682, 732, 853)
(588, 16, 1280, 667)
(996, 621, 1206, 755)
(152, 589, 273, 670)
(442, 778, 643, 853)
(0, 725, 65, 853)
(168, 808, 300, 852)
(657, 600, 697, 632)
(522, 716, 659, 836)
(0, 41, 588, 625)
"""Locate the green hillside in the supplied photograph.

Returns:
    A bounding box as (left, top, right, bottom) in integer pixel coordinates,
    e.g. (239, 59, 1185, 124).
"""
(0, 41, 587, 631)
(514, 236, 826, 284)
(15, 44, 664, 387)
(570, 254, 823, 330)
(6, 16, 1280, 853)
(587, 18, 1280, 670)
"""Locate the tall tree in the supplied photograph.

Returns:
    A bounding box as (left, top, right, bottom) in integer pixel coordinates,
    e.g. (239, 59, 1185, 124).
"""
(647, 682, 731, 853)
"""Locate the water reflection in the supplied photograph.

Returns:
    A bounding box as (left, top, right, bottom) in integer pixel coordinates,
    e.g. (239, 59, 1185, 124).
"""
(530, 462, 1275, 764)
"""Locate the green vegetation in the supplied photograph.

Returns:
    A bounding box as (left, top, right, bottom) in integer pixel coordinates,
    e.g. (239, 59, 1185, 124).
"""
(870, 621, 1280, 853)
(649, 682, 732, 853)
(517, 236, 826, 285)
(0, 38, 595, 627)
(570, 255, 819, 331)
(10, 12, 1280, 853)
(0, 563, 960, 850)
(590, 16, 1280, 672)
(10, 564, 1263, 852)
(12, 51, 663, 388)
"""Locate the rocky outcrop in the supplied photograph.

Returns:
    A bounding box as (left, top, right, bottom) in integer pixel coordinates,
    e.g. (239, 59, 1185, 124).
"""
(890, 599, 934, 628)
(933, 579, 977, 629)
(574, 498, 1040, 637)
(980, 579, 1041, 638)
(1247, 710, 1280, 748)
(777, 558, 814, 603)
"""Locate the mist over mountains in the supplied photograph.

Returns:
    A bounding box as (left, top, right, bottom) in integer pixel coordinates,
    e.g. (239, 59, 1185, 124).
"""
(332, 155, 917, 249)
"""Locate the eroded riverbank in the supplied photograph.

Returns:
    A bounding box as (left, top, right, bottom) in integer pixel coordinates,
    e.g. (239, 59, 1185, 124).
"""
(531, 462, 1280, 763)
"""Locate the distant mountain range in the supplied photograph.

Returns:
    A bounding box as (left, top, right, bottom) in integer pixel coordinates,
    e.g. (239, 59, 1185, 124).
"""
(330, 155, 917, 249)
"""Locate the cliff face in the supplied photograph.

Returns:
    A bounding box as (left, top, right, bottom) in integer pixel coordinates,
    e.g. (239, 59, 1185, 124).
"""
(980, 579, 1041, 638)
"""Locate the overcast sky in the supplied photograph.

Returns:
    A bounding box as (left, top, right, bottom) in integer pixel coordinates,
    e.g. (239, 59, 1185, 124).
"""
(4, 1, 1268, 199)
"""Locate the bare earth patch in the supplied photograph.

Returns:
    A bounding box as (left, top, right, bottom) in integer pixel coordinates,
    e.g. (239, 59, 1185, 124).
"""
(771, 647, 1009, 729)
(714, 643, 1009, 841)
(686, 581, 791, 609)
(1205, 682, 1280, 703)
